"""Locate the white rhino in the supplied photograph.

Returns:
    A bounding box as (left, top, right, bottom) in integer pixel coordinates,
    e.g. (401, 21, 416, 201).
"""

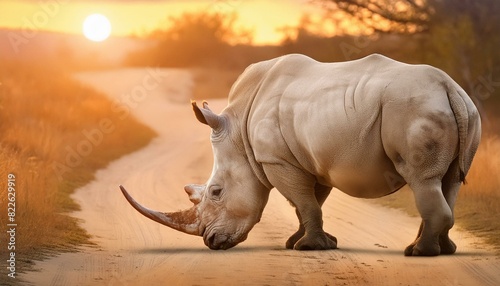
(120, 54, 481, 256)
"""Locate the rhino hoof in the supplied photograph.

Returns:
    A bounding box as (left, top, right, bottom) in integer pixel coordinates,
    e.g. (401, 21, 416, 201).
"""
(293, 232, 337, 250)
(439, 237, 457, 255)
(404, 242, 440, 256)
(326, 232, 338, 245)
(286, 230, 305, 249)
(286, 231, 337, 250)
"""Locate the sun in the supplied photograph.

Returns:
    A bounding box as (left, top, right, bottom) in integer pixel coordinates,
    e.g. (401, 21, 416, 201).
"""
(83, 14, 112, 42)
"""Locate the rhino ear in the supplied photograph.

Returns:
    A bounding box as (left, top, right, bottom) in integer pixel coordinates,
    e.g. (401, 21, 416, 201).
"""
(184, 184, 205, 205)
(191, 100, 223, 131)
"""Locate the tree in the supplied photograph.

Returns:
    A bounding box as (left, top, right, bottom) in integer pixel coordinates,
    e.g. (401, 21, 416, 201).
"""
(126, 12, 253, 67)
(317, 0, 431, 33)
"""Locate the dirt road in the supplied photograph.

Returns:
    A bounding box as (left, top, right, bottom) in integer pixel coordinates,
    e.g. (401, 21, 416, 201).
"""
(24, 69, 499, 285)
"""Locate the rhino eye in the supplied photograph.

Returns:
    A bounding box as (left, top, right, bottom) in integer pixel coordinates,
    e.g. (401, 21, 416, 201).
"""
(210, 187, 223, 199)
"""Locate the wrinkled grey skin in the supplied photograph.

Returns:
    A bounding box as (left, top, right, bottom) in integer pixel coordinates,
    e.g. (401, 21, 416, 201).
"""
(121, 54, 481, 255)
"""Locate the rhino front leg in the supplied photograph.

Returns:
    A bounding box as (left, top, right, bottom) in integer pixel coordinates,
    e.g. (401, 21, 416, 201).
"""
(263, 164, 337, 250)
(285, 183, 337, 249)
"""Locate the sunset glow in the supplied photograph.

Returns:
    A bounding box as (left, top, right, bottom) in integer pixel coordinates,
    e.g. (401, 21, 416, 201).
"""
(0, 0, 323, 45)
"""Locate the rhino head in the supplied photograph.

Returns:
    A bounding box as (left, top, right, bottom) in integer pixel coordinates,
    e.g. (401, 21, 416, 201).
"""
(120, 101, 271, 250)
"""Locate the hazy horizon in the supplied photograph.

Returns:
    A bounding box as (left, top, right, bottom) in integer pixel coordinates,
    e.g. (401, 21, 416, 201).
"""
(0, 0, 325, 45)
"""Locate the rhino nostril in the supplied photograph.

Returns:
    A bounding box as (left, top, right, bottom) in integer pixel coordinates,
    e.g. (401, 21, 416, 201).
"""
(208, 234, 217, 249)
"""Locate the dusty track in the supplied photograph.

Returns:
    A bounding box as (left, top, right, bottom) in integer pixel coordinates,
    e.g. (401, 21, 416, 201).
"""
(24, 69, 500, 285)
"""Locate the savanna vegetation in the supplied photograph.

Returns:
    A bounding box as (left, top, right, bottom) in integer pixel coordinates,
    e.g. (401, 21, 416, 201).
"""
(0, 61, 156, 282)
(126, 0, 500, 250)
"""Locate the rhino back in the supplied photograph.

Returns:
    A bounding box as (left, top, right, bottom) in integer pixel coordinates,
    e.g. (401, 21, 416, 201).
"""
(246, 54, 461, 197)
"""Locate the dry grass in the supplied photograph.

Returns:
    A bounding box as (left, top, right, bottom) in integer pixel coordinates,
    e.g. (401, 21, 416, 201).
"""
(456, 135, 500, 249)
(377, 134, 500, 251)
(0, 61, 156, 282)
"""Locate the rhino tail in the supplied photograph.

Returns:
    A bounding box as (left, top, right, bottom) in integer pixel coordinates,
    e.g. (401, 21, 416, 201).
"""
(445, 83, 470, 184)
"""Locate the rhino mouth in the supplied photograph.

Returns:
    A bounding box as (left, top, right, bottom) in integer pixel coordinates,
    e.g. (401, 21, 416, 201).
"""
(203, 230, 247, 250)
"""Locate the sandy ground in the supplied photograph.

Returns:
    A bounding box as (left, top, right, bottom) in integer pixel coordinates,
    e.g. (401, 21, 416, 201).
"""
(23, 68, 500, 286)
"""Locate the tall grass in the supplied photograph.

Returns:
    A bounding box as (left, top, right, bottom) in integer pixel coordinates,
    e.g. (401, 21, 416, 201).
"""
(456, 135, 500, 249)
(0, 61, 156, 282)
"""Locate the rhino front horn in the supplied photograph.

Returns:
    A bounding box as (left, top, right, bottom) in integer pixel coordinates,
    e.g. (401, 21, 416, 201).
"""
(120, 185, 202, 236)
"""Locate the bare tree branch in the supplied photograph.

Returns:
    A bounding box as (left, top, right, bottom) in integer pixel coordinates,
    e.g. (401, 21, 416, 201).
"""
(318, 0, 432, 33)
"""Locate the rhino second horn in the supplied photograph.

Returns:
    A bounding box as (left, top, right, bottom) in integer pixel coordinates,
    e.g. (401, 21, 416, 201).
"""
(119, 185, 202, 236)
(184, 184, 205, 205)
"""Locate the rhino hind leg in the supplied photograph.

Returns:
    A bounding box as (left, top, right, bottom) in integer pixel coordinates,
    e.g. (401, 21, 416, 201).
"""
(404, 221, 456, 256)
(404, 177, 456, 256)
(404, 158, 461, 256)
(404, 221, 423, 256)
(438, 159, 461, 255)
(286, 184, 337, 249)
(438, 229, 457, 255)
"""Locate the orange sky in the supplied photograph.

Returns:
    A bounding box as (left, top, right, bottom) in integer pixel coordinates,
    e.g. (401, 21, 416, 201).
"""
(0, 0, 327, 45)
